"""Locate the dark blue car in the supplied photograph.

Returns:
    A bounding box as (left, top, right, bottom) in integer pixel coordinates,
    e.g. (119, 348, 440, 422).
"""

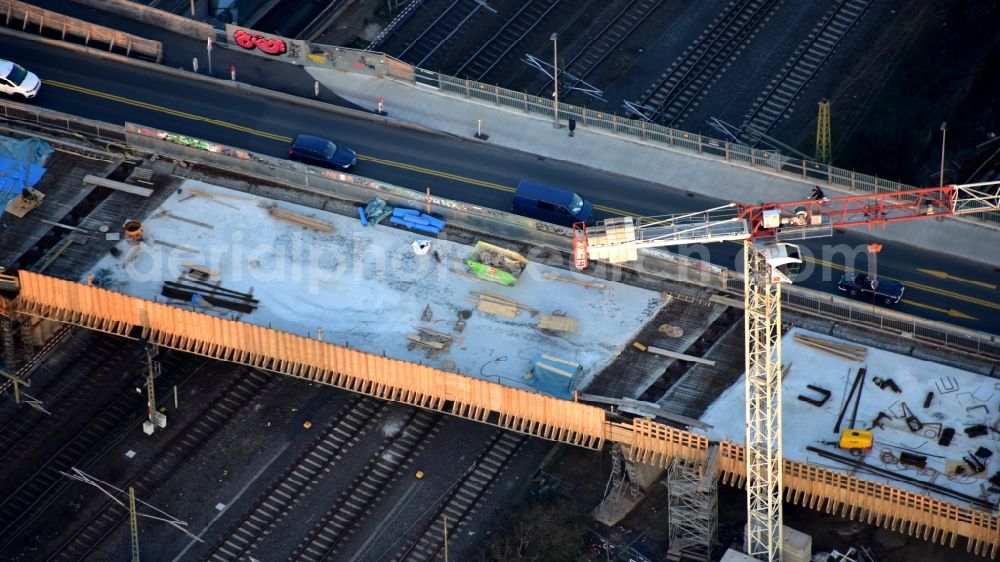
(288, 134, 357, 171)
(837, 272, 905, 305)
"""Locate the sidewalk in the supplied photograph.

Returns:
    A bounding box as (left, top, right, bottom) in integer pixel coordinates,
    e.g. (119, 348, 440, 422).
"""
(307, 67, 1000, 267)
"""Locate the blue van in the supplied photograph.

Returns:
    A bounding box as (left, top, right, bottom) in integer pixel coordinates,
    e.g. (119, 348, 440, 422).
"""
(511, 180, 594, 227)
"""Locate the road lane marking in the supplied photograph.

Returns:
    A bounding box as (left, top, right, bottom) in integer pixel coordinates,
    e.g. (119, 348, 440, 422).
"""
(904, 301, 978, 320)
(916, 268, 997, 290)
(45, 80, 292, 142)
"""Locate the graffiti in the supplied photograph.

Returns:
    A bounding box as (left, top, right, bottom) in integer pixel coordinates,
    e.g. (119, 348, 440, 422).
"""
(232, 29, 286, 55)
(162, 133, 216, 151)
(534, 222, 570, 236)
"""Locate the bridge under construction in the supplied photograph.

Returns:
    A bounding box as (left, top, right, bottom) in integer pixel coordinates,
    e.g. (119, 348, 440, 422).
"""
(0, 103, 999, 561)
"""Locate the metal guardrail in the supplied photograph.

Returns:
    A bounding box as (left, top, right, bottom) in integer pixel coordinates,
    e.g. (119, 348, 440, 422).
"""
(117, 119, 1000, 365)
(1, 0, 162, 62)
(0, 96, 994, 368)
(0, 101, 127, 143)
(303, 44, 1000, 228)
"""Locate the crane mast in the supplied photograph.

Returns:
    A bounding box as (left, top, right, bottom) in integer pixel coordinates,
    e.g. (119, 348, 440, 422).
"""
(743, 241, 783, 560)
(575, 180, 1000, 562)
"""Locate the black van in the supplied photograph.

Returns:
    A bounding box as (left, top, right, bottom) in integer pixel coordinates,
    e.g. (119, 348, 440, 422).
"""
(511, 180, 594, 227)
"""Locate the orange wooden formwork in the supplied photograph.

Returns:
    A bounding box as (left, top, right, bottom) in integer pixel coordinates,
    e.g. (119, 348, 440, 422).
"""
(11, 271, 1000, 558)
(13, 271, 605, 450)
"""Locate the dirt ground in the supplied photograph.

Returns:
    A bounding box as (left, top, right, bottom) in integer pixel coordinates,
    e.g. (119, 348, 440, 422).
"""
(801, 0, 1000, 185)
(313, 0, 394, 48)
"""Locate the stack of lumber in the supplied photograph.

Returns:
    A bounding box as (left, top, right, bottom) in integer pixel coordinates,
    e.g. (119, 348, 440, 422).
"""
(181, 262, 219, 281)
(542, 272, 605, 290)
(538, 314, 578, 333)
(268, 205, 335, 232)
(161, 280, 259, 313)
(406, 327, 453, 357)
(467, 291, 537, 318)
(794, 333, 867, 361)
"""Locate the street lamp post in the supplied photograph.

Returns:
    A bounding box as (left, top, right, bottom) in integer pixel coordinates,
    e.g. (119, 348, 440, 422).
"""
(551, 32, 559, 128)
(939, 121, 947, 187)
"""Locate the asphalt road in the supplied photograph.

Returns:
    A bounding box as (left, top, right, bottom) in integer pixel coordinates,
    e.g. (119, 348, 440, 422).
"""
(3, 35, 999, 334)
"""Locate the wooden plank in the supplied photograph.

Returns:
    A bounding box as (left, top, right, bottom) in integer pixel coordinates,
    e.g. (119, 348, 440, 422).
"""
(181, 262, 219, 278)
(83, 174, 154, 197)
(153, 240, 201, 254)
(476, 300, 517, 318)
(645, 345, 716, 366)
(268, 207, 335, 232)
(542, 272, 606, 290)
(406, 334, 445, 349)
(538, 314, 578, 333)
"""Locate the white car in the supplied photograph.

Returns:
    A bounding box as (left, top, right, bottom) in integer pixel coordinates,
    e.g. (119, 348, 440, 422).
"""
(0, 59, 40, 99)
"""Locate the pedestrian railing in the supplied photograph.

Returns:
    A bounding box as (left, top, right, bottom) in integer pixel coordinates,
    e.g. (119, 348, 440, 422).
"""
(303, 44, 1000, 228)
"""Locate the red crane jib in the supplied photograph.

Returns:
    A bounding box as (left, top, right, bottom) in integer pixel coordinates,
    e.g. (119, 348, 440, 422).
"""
(737, 186, 956, 237)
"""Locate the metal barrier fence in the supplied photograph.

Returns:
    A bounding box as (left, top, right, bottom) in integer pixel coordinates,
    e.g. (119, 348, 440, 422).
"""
(120, 120, 999, 364)
(0, 98, 993, 367)
(304, 45, 1000, 228)
(1, 0, 162, 61)
(0, 101, 127, 143)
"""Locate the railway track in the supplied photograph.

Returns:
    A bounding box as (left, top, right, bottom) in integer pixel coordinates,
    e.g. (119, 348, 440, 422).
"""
(630, 0, 781, 125)
(739, 0, 872, 142)
(455, 0, 562, 81)
(0, 333, 130, 461)
(393, 430, 528, 562)
(397, 0, 488, 68)
(252, 0, 348, 40)
(532, 0, 663, 99)
(205, 396, 387, 562)
(288, 409, 444, 562)
(45, 367, 272, 562)
(0, 349, 197, 549)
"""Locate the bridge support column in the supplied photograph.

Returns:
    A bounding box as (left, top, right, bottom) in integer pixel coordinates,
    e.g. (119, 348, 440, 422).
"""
(593, 443, 665, 526)
(1, 317, 17, 370)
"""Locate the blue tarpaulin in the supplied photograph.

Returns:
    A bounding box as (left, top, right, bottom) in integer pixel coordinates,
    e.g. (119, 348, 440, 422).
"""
(0, 137, 51, 211)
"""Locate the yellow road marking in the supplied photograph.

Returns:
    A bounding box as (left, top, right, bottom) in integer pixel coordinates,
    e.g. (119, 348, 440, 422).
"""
(44, 79, 1000, 315)
(799, 255, 1000, 311)
(45, 80, 293, 142)
(916, 268, 997, 290)
(904, 301, 978, 320)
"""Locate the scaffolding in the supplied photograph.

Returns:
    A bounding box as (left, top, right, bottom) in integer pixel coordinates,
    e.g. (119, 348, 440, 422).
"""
(666, 446, 719, 561)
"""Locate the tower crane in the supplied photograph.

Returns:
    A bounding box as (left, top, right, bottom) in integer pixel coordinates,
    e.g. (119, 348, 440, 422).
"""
(573, 181, 1000, 562)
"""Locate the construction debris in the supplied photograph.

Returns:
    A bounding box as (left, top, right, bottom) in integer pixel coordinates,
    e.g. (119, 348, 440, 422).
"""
(642, 345, 715, 366)
(965, 424, 989, 438)
(421, 305, 433, 322)
(359, 197, 392, 226)
(405, 327, 453, 358)
(538, 314, 578, 334)
(793, 333, 867, 361)
(658, 324, 684, 338)
(872, 376, 901, 393)
(268, 205, 335, 232)
(466, 241, 527, 285)
(797, 385, 831, 407)
(153, 240, 201, 254)
(938, 427, 956, 446)
(181, 262, 219, 280)
(389, 208, 445, 234)
(935, 376, 959, 394)
(541, 271, 606, 291)
(466, 291, 537, 317)
(152, 210, 214, 229)
(161, 280, 258, 313)
(5, 188, 44, 218)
